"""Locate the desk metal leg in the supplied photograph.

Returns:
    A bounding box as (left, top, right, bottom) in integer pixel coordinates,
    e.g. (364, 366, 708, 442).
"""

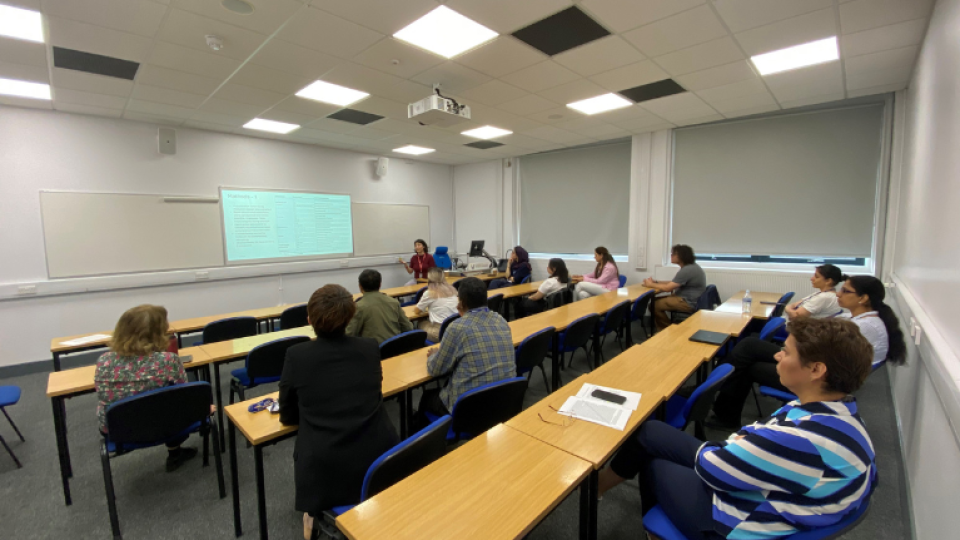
(229, 421, 242, 537)
(214, 363, 225, 452)
(579, 470, 598, 540)
(399, 390, 409, 439)
(551, 334, 561, 391)
(592, 330, 601, 369)
(53, 352, 62, 372)
(254, 445, 269, 540)
(52, 397, 72, 505)
(624, 317, 634, 348)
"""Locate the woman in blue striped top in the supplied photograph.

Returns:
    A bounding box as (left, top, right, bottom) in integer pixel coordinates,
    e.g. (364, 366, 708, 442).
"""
(598, 317, 876, 540)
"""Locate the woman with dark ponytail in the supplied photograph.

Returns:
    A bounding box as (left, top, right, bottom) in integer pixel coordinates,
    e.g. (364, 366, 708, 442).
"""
(837, 275, 906, 366)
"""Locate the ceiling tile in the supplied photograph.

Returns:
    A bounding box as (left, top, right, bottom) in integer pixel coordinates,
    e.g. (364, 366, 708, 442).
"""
(638, 92, 718, 122)
(256, 107, 316, 127)
(366, 118, 423, 134)
(763, 61, 843, 103)
(348, 126, 402, 141)
(322, 62, 406, 97)
(198, 97, 264, 119)
(122, 111, 184, 126)
(846, 82, 907, 99)
(844, 45, 918, 90)
(54, 102, 123, 118)
(0, 0, 41, 9)
(277, 6, 383, 59)
(183, 120, 236, 134)
(623, 5, 727, 58)
(454, 36, 547, 78)
(352, 38, 445, 79)
(305, 117, 364, 134)
(589, 60, 669, 92)
(778, 92, 845, 110)
(0, 94, 52, 110)
(500, 60, 580, 92)
(52, 87, 129, 108)
(188, 109, 249, 126)
(170, 0, 304, 35)
(839, 0, 934, 34)
(310, 0, 439, 35)
(734, 8, 837, 56)
(577, 123, 631, 140)
(674, 60, 757, 91)
(494, 132, 551, 148)
(721, 102, 780, 119)
(525, 105, 577, 124)
(537, 78, 607, 104)
(553, 116, 605, 131)
(351, 96, 408, 118)
(619, 79, 686, 103)
(52, 68, 135, 97)
(213, 83, 285, 108)
(553, 35, 644, 77)
(373, 80, 435, 104)
(43, 0, 167, 37)
(249, 39, 340, 79)
(47, 16, 154, 63)
(696, 79, 778, 114)
(498, 94, 560, 115)
(148, 41, 242, 80)
(0, 59, 47, 82)
(131, 84, 207, 108)
(511, 6, 611, 56)
(446, 0, 573, 34)
(126, 99, 196, 119)
(673, 113, 723, 127)
(271, 96, 340, 118)
(0, 38, 47, 67)
(579, 0, 706, 33)
(520, 125, 587, 144)
(411, 62, 491, 94)
(466, 104, 545, 131)
(230, 63, 314, 95)
(136, 64, 223, 95)
(712, 0, 834, 33)
(157, 8, 269, 62)
(841, 19, 928, 58)
(653, 37, 744, 77)
(606, 109, 673, 131)
(459, 80, 528, 106)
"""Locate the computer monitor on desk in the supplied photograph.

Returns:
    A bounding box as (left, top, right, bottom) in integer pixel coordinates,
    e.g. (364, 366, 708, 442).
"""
(469, 240, 485, 257)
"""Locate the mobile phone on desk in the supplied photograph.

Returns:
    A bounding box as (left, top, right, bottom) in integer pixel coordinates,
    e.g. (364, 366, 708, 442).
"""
(268, 401, 280, 414)
(591, 389, 627, 405)
(180, 354, 193, 363)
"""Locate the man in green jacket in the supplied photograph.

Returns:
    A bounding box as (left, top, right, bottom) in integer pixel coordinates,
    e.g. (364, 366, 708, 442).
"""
(345, 269, 414, 344)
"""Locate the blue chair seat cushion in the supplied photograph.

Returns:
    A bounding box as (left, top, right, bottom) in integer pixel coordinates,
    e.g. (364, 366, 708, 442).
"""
(760, 386, 797, 402)
(423, 410, 459, 441)
(105, 420, 202, 453)
(0, 386, 21, 407)
(642, 505, 688, 540)
(663, 394, 688, 429)
(329, 504, 356, 516)
(231, 368, 281, 387)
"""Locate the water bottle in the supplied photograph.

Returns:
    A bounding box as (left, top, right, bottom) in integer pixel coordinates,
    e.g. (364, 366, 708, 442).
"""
(742, 290, 752, 315)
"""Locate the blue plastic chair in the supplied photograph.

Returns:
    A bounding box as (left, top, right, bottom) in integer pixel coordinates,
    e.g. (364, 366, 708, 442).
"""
(643, 499, 869, 540)
(201, 316, 258, 345)
(379, 329, 427, 360)
(515, 327, 556, 391)
(0, 386, 23, 468)
(558, 313, 601, 371)
(770, 292, 795, 318)
(425, 377, 527, 442)
(664, 364, 733, 439)
(230, 335, 310, 404)
(618, 274, 627, 287)
(521, 274, 532, 284)
(278, 304, 308, 330)
(760, 355, 887, 413)
(588, 300, 631, 363)
(671, 285, 720, 324)
(630, 290, 655, 341)
(425, 313, 461, 346)
(100, 382, 225, 539)
(400, 286, 427, 307)
(434, 246, 452, 269)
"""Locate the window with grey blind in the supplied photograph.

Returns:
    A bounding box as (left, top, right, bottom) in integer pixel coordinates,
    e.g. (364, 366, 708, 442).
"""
(519, 141, 631, 255)
(671, 104, 885, 263)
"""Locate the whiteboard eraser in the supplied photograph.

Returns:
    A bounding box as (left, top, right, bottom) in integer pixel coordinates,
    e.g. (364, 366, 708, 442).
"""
(195, 271, 209, 280)
(17, 285, 37, 295)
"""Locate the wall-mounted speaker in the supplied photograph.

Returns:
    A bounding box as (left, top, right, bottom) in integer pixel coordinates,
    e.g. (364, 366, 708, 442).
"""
(376, 156, 389, 177)
(158, 127, 176, 155)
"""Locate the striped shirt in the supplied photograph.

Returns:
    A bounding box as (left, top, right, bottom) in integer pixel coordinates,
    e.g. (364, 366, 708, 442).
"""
(426, 307, 515, 410)
(695, 398, 876, 539)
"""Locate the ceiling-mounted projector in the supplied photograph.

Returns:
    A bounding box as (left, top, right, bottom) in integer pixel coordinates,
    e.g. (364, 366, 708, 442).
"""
(408, 85, 471, 127)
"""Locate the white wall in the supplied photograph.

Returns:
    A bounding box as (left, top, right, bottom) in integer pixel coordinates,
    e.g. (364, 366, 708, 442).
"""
(0, 107, 454, 367)
(885, 0, 960, 538)
(453, 159, 503, 259)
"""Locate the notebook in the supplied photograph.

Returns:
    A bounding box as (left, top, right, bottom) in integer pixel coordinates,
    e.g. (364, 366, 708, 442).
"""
(688, 330, 728, 345)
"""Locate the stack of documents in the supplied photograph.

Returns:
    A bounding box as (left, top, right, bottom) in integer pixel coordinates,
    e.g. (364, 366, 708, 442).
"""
(61, 334, 111, 346)
(557, 384, 641, 431)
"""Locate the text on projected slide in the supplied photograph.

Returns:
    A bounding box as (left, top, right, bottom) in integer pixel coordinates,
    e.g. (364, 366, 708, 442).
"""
(221, 189, 353, 262)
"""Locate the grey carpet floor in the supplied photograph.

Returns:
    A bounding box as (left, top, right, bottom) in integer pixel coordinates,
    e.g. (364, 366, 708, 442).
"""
(0, 321, 911, 540)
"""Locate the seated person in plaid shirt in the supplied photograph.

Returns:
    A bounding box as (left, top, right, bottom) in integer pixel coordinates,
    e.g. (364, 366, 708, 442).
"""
(415, 277, 515, 428)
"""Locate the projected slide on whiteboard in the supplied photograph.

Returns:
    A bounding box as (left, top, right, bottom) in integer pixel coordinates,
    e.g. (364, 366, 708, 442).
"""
(220, 188, 353, 263)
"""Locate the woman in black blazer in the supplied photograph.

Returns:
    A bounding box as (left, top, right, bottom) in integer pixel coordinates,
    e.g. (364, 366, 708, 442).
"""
(279, 284, 399, 540)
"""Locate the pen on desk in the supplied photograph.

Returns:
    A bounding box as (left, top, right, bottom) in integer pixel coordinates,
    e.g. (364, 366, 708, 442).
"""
(759, 301, 778, 305)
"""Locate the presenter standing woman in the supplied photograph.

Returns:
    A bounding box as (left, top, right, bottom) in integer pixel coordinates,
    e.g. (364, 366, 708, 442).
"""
(399, 239, 436, 286)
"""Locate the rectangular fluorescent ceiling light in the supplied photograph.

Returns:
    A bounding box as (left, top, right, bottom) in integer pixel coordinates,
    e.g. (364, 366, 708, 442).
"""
(461, 126, 512, 140)
(0, 5, 43, 43)
(567, 93, 632, 115)
(243, 118, 300, 134)
(0, 77, 50, 100)
(751, 37, 839, 76)
(296, 80, 369, 107)
(393, 145, 435, 155)
(394, 6, 498, 59)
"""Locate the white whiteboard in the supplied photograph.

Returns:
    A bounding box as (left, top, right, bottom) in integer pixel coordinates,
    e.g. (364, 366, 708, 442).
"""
(352, 203, 430, 256)
(41, 191, 224, 278)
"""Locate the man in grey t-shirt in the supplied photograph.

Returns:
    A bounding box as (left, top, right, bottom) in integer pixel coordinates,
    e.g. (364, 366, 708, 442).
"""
(642, 245, 707, 330)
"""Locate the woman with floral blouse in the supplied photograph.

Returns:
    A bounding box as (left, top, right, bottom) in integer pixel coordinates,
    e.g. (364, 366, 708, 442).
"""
(95, 304, 196, 472)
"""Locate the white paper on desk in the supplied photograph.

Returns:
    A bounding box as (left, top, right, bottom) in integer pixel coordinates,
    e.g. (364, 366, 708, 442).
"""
(61, 333, 111, 346)
(576, 383, 642, 411)
(558, 396, 631, 431)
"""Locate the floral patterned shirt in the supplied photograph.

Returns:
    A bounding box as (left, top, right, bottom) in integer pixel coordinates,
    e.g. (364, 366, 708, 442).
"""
(95, 351, 187, 429)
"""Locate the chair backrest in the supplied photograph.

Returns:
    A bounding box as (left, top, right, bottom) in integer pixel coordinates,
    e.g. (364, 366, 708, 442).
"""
(486, 293, 504, 314)
(520, 274, 532, 284)
(618, 274, 627, 287)
(450, 377, 527, 438)
(759, 317, 786, 342)
(515, 327, 556, 375)
(105, 382, 212, 448)
(433, 246, 452, 269)
(561, 313, 600, 351)
(361, 415, 451, 501)
(770, 292, 795, 318)
(544, 288, 567, 309)
(379, 329, 427, 360)
(599, 300, 630, 334)
(437, 313, 461, 341)
(279, 304, 308, 330)
(631, 290, 654, 320)
(694, 285, 721, 312)
(202, 316, 258, 344)
(246, 336, 311, 382)
(413, 286, 428, 304)
(679, 364, 734, 426)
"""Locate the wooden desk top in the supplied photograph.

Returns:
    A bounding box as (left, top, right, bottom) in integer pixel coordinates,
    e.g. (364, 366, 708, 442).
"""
(45, 346, 211, 398)
(715, 290, 781, 319)
(507, 285, 652, 342)
(417, 271, 506, 284)
(335, 424, 592, 540)
(381, 348, 432, 389)
(197, 327, 316, 363)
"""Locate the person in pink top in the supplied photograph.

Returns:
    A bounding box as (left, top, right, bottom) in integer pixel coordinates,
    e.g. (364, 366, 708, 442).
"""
(572, 247, 620, 300)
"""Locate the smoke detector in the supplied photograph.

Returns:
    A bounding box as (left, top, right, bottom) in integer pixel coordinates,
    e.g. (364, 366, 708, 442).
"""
(221, 0, 254, 15)
(205, 35, 224, 51)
